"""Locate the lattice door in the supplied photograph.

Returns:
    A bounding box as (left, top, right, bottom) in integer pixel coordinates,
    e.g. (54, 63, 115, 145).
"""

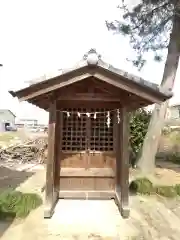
(62, 108, 87, 152)
(90, 109, 113, 152)
(62, 108, 114, 152)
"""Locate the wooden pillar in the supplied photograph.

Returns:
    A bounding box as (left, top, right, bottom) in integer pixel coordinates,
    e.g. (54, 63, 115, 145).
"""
(44, 101, 58, 218)
(114, 110, 121, 193)
(54, 111, 63, 195)
(115, 107, 130, 218)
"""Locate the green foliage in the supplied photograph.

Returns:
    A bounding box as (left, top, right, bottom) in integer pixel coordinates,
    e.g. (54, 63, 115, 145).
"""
(165, 152, 180, 164)
(129, 178, 154, 195)
(0, 190, 42, 220)
(130, 178, 180, 197)
(155, 185, 177, 197)
(106, 0, 180, 69)
(129, 108, 151, 156)
(174, 184, 180, 195)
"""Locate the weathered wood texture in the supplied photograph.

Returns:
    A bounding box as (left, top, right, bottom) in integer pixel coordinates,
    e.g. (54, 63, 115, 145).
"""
(59, 154, 115, 193)
(44, 101, 59, 218)
(45, 103, 130, 219)
(59, 191, 115, 199)
(114, 107, 130, 218)
(115, 110, 121, 194)
(119, 107, 130, 218)
(60, 152, 115, 169)
(54, 111, 62, 195)
(28, 77, 152, 111)
(60, 177, 114, 191)
(59, 168, 115, 192)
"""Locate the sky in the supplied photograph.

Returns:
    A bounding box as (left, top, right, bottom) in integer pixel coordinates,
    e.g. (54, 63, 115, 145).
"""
(0, 0, 180, 124)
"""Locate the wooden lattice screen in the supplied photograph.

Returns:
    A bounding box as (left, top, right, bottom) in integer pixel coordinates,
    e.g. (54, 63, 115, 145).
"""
(62, 108, 114, 152)
(90, 110, 113, 151)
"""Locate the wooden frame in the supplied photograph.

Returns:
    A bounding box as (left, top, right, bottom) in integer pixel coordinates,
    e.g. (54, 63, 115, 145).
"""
(115, 107, 130, 218)
(44, 103, 130, 219)
(44, 100, 60, 217)
(61, 107, 114, 152)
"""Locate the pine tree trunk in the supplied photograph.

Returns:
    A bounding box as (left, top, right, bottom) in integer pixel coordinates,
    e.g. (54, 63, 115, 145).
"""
(137, 13, 180, 174)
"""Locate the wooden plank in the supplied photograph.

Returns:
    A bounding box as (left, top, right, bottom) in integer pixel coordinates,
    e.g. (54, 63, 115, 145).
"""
(54, 111, 62, 196)
(86, 113, 91, 169)
(31, 94, 149, 111)
(19, 73, 91, 102)
(115, 111, 121, 193)
(44, 100, 58, 218)
(60, 152, 115, 168)
(59, 190, 115, 199)
(114, 110, 121, 211)
(54, 95, 122, 102)
(60, 168, 115, 177)
(119, 107, 130, 218)
(59, 177, 114, 191)
(57, 100, 121, 110)
(94, 72, 163, 104)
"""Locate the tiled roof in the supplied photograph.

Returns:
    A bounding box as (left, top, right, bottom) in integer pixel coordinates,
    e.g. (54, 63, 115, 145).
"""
(24, 48, 171, 98)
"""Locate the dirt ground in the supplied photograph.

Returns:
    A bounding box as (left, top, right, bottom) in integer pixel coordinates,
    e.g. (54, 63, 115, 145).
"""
(0, 165, 180, 240)
(130, 160, 180, 186)
(0, 130, 180, 239)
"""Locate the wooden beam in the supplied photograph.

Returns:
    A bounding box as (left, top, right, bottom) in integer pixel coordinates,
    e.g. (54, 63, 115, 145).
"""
(56, 96, 122, 102)
(115, 107, 130, 218)
(44, 100, 58, 218)
(53, 111, 61, 196)
(114, 110, 121, 212)
(31, 92, 124, 106)
(19, 73, 91, 102)
(119, 107, 130, 218)
(59, 191, 115, 199)
(92, 78, 127, 95)
(94, 72, 163, 104)
(57, 100, 122, 110)
(30, 94, 149, 112)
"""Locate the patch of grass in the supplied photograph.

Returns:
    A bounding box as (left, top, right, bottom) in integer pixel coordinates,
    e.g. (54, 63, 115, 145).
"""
(169, 130, 180, 144)
(0, 132, 18, 141)
(0, 189, 42, 220)
(174, 184, 180, 195)
(130, 178, 180, 198)
(165, 152, 180, 164)
(155, 186, 177, 198)
(129, 178, 154, 195)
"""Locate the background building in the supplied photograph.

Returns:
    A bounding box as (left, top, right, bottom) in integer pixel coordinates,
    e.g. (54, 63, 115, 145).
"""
(167, 104, 180, 119)
(16, 118, 38, 127)
(0, 109, 16, 132)
(165, 104, 180, 128)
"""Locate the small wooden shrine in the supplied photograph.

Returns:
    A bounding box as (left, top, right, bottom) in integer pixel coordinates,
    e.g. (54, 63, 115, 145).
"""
(9, 49, 172, 219)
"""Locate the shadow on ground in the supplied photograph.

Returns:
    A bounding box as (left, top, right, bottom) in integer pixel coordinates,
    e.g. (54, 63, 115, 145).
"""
(156, 160, 180, 173)
(0, 166, 34, 190)
(0, 166, 34, 238)
(0, 217, 16, 238)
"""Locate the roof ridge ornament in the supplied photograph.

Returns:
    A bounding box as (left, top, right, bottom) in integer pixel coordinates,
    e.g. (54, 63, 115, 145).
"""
(83, 48, 101, 65)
